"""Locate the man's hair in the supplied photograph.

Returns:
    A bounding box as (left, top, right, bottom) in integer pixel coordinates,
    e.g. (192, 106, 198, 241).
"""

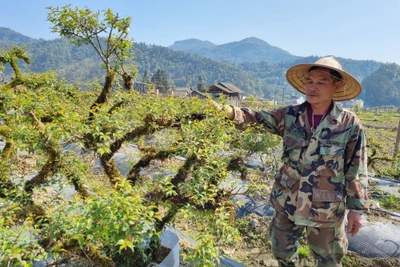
(309, 66, 342, 82)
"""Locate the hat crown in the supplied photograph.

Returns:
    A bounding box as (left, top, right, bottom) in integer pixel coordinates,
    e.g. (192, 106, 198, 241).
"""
(314, 56, 343, 71)
(286, 56, 362, 101)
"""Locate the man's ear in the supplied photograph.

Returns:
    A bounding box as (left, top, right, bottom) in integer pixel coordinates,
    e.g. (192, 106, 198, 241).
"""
(334, 81, 343, 91)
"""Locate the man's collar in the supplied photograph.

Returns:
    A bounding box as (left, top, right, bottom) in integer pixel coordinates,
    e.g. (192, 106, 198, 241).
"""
(293, 101, 343, 123)
(292, 101, 308, 115)
(330, 101, 343, 122)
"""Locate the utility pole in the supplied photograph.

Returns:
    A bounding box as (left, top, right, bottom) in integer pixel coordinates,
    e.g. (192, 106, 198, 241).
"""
(394, 120, 400, 158)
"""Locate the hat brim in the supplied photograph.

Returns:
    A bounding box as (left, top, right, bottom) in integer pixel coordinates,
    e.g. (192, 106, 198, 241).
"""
(286, 63, 362, 101)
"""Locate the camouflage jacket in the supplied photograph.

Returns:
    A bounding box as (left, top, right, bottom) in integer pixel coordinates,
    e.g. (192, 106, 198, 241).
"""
(232, 101, 368, 228)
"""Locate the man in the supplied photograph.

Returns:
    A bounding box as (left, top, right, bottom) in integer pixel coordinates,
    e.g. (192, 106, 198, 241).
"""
(215, 56, 368, 266)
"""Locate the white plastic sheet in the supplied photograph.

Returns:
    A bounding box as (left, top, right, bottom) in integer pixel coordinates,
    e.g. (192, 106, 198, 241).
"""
(156, 228, 180, 267)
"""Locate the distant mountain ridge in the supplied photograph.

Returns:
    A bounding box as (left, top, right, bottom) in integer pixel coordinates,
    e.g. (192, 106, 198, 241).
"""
(169, 37, 301, 64)
(0, 27, 35, 43)
(169, 38, 216, 52)
(0, 27, 389, 104)
(0, 27, 269, 97)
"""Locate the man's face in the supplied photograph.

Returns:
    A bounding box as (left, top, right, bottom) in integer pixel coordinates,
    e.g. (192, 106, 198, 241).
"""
(304, 69, 340, 106)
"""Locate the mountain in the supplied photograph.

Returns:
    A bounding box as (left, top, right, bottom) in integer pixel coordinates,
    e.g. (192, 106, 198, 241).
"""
(238, 56, 383, 87)
(0, 27, 392, 104)
(169, 38, 216, 52)
(169, 37, 301, 64)
(0, 28, 270, 97)
(362, 63, 400, 106)
(133, 42, 268, 96)
(0, 27, 35, 43)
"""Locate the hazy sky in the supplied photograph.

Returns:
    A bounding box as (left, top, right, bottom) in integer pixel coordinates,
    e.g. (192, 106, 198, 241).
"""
(1, 0, 399, 64)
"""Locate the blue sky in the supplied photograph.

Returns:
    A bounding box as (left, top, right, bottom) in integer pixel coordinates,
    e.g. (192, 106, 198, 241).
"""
(1, 0, 399, 64)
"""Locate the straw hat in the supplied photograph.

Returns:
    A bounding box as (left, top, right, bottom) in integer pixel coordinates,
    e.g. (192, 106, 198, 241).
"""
(286, 56, 361, 101)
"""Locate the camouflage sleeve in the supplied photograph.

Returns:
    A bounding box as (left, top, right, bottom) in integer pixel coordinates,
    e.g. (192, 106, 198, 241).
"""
(231, 106, 286, 136)
(344, 123, 368, 211)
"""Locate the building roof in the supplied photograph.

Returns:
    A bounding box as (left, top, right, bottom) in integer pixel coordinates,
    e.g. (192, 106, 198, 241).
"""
(218, 82, 244, 93)
(209, 82, 244, 94)
(173, 87, 192, 97)
(190, 90, 207, 98)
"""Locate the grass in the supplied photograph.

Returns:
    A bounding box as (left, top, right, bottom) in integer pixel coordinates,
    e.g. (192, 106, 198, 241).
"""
(376, 195, 400, 212)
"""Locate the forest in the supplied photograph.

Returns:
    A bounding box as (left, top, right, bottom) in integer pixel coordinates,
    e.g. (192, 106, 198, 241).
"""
(0, 23, 399, 106)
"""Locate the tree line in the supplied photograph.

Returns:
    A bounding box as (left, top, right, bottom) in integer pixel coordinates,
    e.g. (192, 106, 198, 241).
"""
(0, 26, 399, 106)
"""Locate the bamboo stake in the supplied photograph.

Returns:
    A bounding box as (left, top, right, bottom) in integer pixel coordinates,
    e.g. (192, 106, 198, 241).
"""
(394, 120, 400, 158)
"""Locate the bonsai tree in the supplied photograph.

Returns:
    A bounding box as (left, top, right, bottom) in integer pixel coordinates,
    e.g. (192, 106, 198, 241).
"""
(0, 6, 279, 267)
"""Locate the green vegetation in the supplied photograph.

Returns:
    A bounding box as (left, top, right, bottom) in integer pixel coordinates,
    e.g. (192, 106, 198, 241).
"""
(169, 37, 301, 64)
(0, 36, 269, 97)
(376, 195, 400, 212)
(1, 5, 400, 267)
(356, 110, 400, 179)
(234, 217, 266, 248)
(0, 6, 279, 267)
(362, 63, 400, 106)
(151, 68, 173, 92)
(1, 22, 395, 103)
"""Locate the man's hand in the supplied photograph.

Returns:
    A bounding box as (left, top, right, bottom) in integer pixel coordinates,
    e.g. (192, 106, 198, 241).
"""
(209, 100, 234, 120)
(209, 100, 223, 110)
(347, 211, 362, 237)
